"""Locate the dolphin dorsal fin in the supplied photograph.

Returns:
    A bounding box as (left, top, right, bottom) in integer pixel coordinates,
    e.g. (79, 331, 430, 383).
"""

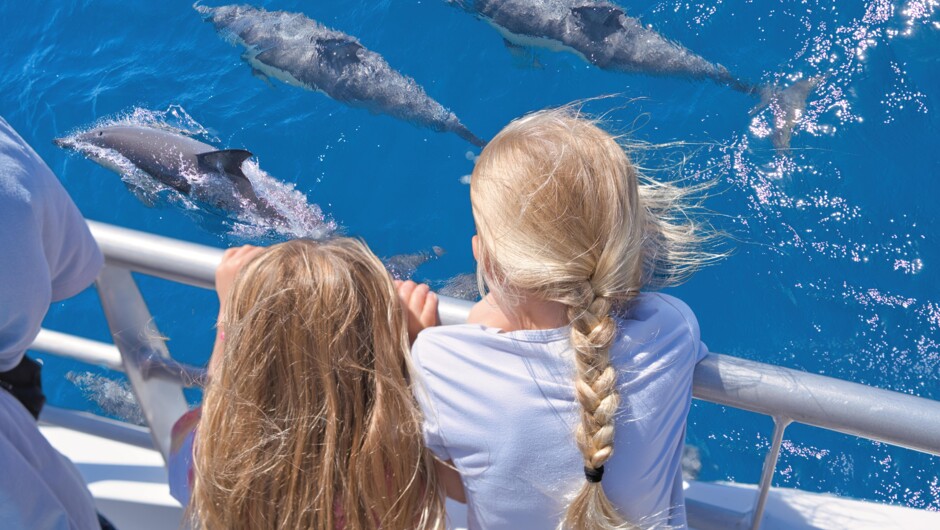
(197, 149, 256, 199)
(571, 5, 625, 37)
(197, 149, 253, 180)
(318, 38, 364, 70)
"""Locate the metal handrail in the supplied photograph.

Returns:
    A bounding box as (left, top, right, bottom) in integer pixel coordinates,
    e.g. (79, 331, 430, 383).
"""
(86, 221, 477, 323)
(29, 220, 940, 530)
(33, 329, 123, 373)
(96, 265, 189, 460)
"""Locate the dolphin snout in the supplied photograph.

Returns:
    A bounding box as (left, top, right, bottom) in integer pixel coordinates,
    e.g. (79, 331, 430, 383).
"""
(53, 137, 72, 149)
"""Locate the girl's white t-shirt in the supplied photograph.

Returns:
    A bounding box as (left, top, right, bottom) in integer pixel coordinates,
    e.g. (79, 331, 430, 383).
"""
(411, 293, 707, 530)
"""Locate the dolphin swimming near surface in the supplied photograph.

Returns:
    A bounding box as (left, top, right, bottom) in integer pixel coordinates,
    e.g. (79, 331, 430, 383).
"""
(54, 125, 287, 222)
(196, 4, 486, 147)
(448, 0, 816, 149)
(451, 0, 751, 90)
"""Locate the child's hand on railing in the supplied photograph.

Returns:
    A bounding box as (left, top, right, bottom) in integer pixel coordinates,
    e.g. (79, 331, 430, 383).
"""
(395, 280, 440, 345)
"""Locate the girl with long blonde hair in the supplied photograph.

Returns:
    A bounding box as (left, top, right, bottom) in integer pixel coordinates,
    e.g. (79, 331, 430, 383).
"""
(168, 238, 445, 530)
(400, 107, 716, 529)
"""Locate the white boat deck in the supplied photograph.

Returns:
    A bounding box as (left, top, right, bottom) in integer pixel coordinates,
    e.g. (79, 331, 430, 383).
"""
(40, 422, 940, 530)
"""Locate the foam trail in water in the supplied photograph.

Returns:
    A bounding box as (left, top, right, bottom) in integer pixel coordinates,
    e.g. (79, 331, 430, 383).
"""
(227, 159, 336, 241)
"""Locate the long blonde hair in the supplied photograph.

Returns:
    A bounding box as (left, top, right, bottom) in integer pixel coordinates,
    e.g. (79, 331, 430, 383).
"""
(191, 238, 445, 530)
(470, 108, 714, 529)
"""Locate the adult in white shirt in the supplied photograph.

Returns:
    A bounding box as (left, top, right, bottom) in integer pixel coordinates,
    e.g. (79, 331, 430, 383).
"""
(0, 116, 104, 530)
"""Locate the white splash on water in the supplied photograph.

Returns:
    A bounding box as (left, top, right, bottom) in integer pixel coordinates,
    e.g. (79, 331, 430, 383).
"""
(228, 159, 336, 241)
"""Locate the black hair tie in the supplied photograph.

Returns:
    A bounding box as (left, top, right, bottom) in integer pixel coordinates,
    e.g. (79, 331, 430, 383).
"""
(583, 465, 605, 483)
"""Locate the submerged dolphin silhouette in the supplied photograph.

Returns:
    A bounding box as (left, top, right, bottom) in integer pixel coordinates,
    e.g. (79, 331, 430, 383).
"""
(751, 76, 822, 151)
(384, 246, 447, 281)
(196, 4, 485, 147)
(54, 125, 286, 222)
(449, 0, 816, 149)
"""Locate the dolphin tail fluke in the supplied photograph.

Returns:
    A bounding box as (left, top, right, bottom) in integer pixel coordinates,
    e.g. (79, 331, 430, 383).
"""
(750, 76, 824, 151)
(193, 2, 211, 17)
(750, 78, 821, 115)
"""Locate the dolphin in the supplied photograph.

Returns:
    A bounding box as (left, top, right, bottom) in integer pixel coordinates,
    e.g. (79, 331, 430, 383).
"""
(54, 125, 286, 222)
(451, 0, 752, 90)
(384, 246, 446, 281)
(438, 272, 481, 301)
(752, 76, 822, 151)
(195, 4, 486, 147)
(448, 0, 816, 149)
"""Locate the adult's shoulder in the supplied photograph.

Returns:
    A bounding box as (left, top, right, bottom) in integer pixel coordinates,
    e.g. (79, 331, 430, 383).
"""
(0, 117, 103, 302)
(0, 118, 41, 205)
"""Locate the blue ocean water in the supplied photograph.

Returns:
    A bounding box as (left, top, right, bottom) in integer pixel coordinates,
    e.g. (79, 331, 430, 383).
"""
(2, 0, 938, 512)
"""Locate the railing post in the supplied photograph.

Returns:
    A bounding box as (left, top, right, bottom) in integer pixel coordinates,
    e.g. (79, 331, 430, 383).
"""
(96, 266, 189, 461)
(749, 416, 791, 530)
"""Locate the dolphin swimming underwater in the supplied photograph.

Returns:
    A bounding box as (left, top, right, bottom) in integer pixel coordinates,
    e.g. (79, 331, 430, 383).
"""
(54, 125, 287, 222)
(448, 0, 816, 149)
(753, 76, 821, 151)
(196, 4, 485, 147)
(384, 246, 447, 281)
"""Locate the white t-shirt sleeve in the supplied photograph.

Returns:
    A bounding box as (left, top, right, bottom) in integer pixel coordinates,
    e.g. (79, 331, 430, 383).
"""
(0, 117, 103, 371)
(657, 292, 709, 363)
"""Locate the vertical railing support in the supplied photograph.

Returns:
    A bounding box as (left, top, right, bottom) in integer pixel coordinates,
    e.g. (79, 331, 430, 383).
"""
(749, 416, 791, 530)
(96, 266, 189, 461)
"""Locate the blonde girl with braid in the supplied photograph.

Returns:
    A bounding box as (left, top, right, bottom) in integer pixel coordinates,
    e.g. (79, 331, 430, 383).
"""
(167, 238, 446, 530)
(399, 108, 713, 529)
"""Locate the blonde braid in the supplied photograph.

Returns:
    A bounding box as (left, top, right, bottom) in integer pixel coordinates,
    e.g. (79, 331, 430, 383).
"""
(571, 289, 618, 468)
(563, 283, 638, 530)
